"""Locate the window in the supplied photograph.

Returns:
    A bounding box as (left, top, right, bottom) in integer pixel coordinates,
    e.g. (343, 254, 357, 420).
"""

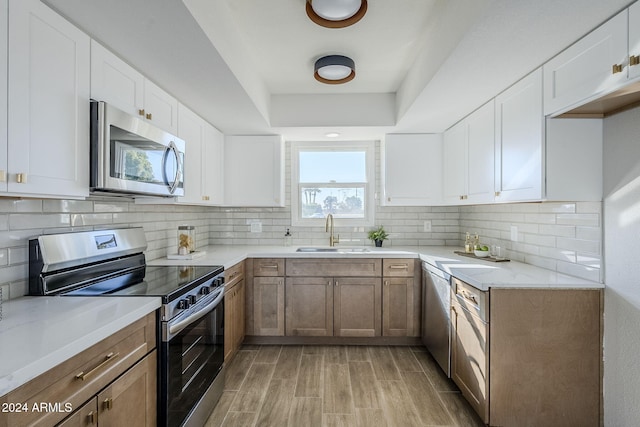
(291, 141, 375, 226)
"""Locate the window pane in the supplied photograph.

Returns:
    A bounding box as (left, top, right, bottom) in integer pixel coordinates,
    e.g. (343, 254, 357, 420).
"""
(300, 186, 365, 219)
(299, 151, 366, 183)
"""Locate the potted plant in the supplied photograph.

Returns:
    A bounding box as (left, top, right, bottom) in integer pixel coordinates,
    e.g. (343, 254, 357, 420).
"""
(368, 226, 389, 247)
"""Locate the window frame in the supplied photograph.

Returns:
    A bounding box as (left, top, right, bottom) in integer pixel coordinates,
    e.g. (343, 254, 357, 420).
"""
(291, 141, 375, 227)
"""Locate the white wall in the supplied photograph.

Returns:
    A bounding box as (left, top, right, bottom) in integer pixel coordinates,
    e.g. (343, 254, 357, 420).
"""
(603, 106, 640, 426)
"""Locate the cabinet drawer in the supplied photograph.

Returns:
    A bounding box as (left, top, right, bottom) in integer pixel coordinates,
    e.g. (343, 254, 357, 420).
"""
(253, 258, 285, 276)
(225, 261, 245, 289)
(286, 259, 382, 277)
(382, 259, 416, 277)
(0, 313, 156, 427)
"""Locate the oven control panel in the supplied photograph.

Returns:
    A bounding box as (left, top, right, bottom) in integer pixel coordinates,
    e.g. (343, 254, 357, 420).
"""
(162, 273, 225, 321)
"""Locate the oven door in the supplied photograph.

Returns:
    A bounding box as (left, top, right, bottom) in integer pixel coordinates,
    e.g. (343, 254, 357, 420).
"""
(160, 287, 224, 427)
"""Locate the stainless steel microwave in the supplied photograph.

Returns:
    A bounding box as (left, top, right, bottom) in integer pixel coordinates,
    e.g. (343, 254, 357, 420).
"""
(90, 101, 185, 197)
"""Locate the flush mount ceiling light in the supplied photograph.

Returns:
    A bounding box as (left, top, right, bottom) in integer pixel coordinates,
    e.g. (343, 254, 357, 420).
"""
(314, 55, 355, 84)
(306, 0, 368, 29)
(325, 132, 341, 138)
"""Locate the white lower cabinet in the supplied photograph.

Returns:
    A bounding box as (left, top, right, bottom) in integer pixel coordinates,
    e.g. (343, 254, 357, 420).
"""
(6, 0, 90, 199)
(382, 133, 443, 206)
(224, 135, 285, 207)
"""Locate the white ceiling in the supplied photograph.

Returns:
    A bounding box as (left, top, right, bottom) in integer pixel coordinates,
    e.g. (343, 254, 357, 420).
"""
(45, 0, 633, 141)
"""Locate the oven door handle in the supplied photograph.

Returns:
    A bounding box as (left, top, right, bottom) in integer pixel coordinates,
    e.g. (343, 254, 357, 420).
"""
(168, 286, 224, 337)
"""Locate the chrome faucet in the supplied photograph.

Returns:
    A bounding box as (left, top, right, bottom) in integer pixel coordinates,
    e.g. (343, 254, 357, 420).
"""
(325, 214, 340, 247)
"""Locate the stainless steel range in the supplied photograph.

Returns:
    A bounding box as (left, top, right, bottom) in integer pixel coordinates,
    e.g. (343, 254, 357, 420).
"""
(28, 228, 225, 427)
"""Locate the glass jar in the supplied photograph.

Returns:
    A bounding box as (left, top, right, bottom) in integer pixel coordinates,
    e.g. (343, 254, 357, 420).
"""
(178, 226, 196, 254)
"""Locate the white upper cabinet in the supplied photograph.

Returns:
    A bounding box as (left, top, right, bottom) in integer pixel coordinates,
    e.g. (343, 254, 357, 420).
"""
(0, 0, 7, 192)
(7, 0, 90, 198)
(382, 134, 443, 206)
(176, 103, 223, 205)
(628, 2, 640, 80)
(495, 68, 543, 202)
(443, 101, 495, 205)
(224, 135, 284, 207)
(442, 122, 467, 204)
(543, 10, 628, 116)
(90, 40, 178, 134)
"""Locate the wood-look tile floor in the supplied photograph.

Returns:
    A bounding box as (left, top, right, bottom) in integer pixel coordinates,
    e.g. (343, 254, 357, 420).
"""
(205, 345, 484, 427)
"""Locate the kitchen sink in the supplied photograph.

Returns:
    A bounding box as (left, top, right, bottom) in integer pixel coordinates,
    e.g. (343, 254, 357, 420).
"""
(296, 247, 370, 253)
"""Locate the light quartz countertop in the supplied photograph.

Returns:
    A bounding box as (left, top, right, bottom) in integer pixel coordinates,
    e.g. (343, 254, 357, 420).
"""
(0, 296, 160, 397)
(149, 245, 604, 291)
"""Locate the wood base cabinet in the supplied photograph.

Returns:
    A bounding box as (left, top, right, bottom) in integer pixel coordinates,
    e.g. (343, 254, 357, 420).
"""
(224, 261, 246, 361)
(246, 258, 286, 337)
(0, 313, 157, 427)
(382, 259, 420, 337)
(489, 289, 602, 427)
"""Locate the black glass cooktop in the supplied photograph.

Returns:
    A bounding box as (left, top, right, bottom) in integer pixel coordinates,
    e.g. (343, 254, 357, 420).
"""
(66, 265, 224, 303)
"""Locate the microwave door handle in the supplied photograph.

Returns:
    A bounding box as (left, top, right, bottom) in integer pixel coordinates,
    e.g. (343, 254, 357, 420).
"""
(163, 141, 182, 194)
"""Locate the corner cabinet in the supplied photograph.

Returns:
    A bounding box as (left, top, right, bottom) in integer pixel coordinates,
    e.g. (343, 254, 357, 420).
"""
(224, 135, 285, 207)
(382, 134, 443, 206)
(6, 0, 90, 198)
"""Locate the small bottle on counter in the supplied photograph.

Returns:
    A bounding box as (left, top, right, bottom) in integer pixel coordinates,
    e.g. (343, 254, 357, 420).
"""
(284, 228, 292, 247)
(464, 232, 473, 253)
(474, 233, 480, 250)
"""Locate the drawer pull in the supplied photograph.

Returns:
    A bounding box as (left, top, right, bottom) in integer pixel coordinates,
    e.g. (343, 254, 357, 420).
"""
(388, 264, 408, 269)
(260, 264, 279, 269)
(75, 352, 120, 381)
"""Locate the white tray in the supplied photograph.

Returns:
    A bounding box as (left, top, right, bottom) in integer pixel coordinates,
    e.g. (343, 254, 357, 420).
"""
(167, 251, 207, 260)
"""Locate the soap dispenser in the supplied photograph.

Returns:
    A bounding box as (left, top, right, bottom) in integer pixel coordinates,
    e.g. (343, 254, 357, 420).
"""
(284, 228, 292, 247)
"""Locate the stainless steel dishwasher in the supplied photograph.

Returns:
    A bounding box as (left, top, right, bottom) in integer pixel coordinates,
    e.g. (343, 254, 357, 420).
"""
(421, 261, 452, 377)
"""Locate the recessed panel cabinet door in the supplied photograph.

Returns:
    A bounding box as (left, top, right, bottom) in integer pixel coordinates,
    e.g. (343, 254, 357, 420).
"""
(442, 122, 467, 204)
(494, 68, 543, 202)
(334, 277, 381, 337)
(8, 0, 90, 198)
(285, 277, 333, 337)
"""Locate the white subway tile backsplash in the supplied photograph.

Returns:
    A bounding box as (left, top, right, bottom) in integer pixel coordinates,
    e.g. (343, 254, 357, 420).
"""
(557, 213, 600, 227)
(10, 214, 70, 230)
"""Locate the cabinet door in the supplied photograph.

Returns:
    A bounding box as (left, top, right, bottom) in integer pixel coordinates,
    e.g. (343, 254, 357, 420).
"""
(285, 277, 333, 336)
(543, 10, 628, 115)
(466, 100, 495, 204)
(203, 123, 224, 205)
(236, 278, 246, 348)
(442, 121, 468, 204)
(0, 0, 7, 192)
(177, 103, 207, 204)
(494, 68, 543, 202)
(97, 351, 157, 427)
(143, 79, 178, 134)
(382, 278, 415, 336)
(224, 135, 285, 207)
(451, 302, 488, 424)
(253, 276, 285, 336)
(630, 3, 640, 80)
(57, 398, 98, 427)
(334, 277, 381, 337)
(224, 283, 237, 361)
(382, 134, 443, 206)
(8, 0, 90, 198)
(90, 40, 144, 117)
